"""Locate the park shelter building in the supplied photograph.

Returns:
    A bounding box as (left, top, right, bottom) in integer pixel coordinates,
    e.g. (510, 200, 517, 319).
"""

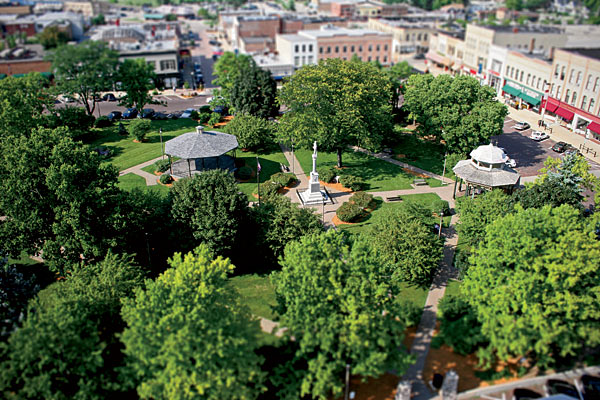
(452, 143, 520, 197)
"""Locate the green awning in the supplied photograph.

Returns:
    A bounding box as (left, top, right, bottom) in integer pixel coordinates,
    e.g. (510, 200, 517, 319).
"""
(519, 92, 540, 106)
(0, 73, 6, 80)
(502, 84, 522, 97)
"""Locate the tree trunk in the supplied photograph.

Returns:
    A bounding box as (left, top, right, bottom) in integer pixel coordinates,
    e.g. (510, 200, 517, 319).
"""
(337, 148, 343, 168)
(82, 93, 93, 116)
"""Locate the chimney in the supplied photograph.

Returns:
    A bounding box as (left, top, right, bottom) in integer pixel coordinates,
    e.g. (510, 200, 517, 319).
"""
(529, 38, 535, 54)
(548, 46, 555, 61)
(196, 126, 204, 134)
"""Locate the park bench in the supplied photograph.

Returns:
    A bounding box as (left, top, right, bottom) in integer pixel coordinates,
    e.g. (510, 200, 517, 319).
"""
(280, 163, 290, 173)
(413, 178, 427, 186)
(386, 196, 403, 202)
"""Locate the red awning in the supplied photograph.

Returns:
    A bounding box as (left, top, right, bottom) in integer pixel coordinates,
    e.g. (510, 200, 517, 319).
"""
(425, 52, 451, 67)
(588, 121, 600, 134)
(555, 107, 574, 121)
(545, 98, 559, 113)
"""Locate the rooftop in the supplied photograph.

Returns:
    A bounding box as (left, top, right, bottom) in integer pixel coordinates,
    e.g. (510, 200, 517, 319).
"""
(301, 26, 391, 39)
(377, 18, 435, 29)
(165, 126, 238, 159)
(478, 24, 564, 34)
(561, 47, 600, 62)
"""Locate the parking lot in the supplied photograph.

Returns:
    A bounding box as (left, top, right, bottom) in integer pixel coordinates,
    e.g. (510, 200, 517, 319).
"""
(494, 117, 600, 177)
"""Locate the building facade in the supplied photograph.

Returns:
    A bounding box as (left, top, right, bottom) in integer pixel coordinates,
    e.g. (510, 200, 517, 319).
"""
(426, 29, 465, 73)
(368, 18, 432, 62)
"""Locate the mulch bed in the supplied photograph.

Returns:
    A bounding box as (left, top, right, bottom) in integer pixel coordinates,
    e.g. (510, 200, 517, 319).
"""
(320, 180, 353, 193)
(401, 168, 429, 179)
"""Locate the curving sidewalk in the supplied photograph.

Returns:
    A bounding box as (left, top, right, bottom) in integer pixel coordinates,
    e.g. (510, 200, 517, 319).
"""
(118, 156, 164, 186)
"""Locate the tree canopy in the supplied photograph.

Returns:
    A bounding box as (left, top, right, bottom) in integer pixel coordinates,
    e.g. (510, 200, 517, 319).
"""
(403, 74, 508, 154)
(230, 60, 278, 119)
(277, 58, 392, 167)
(120, 245, 265, 400)
(211, 52, 253, 108)
(47, 41, 119, 116)
(225, 114, 275, 151)
(118, 58, 161, 112)
(272, 231, 413, 399)
(463, 205, 600, 367)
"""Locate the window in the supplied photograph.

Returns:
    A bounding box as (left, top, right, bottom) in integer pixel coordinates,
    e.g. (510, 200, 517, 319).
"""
(417, 33, 422, 40)
(565, 89, 570, 103)
(554, 64, 559, 77)
(569, 70, 574, 83)
(590, 98, 595, 113)
(327, 46, 331, 53)
(359, 45, 363, 52)
(511, 67, 515, 77)
(302, 44, 306, 52)
(577, 71, 582, 84)
(308, 55, 314, 64)
(376, 44, 380, 51)
(295, 45, 299, 53)
(335, 46, 339, 53)
(515, 69, 519, 79)
(405, 34, 409, 41)
(383, 56, 387, 63)
(571, 91, 577, 106)
(320, 46, 323, 54)
(537, 77, 541, 89)
(309, 44, 313, 52)
(376, 56, 380, 62)
(368, 56, 371, 61)
(586, 75, 592, 90)
(595, 77, 600, 92)
(582, 96, 588, 110)
(520, 71, 524, 82)
(424, 34, 428, 40)
(294, 56, 300, 67)
(506, 65, 510, 75)
(368, 45, 372, 51)
(384, 44, 388, 51)
(343, 46, 347, 52)
(526, 74, 531, 85)
(351, 45, 355, 52)
(556, 85, 561, 97)
(560, 66, 565, 80)
(160, 60, 175, 71)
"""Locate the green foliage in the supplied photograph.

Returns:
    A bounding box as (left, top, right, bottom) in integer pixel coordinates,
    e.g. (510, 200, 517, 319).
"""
(339, 174, 366, 191)
(0, 259, 40, 339)
(456, 189, 514, 249)
(431, 199, 450, 215)
(208, 112, 221, 126)
(211, 52, 253, 107)
(336, 201, 364, 222)
(159, 173, 172, 184)
(403, 74, 508, 154)
(363, 204, 443, 287)
(270, 172, 297, 187)
(318, 167, 336, 183)
(537, 153, 599, 203)
(437, 293, 487, 355)
(0, 253, 144, 399)
(154, 159, 171, 173)
(165, 13, 177, 21)
(95, 115, 112, 128)
(505, 0, 523, 9)
(120, 245, 265, 400)
(463, 205, 600, 367)
(253, 180, 281, 197)
(277, 58, 392, 167)
(225, 114, 274, 150)
(128, 118, 152, 142)
(50, 106, 96, 138)
(235, 165, 253, 180)
(38, 26, 68, 49)
(397, 299, 423, 327)
(169, 170, 249, 256)
(91, 13, 105, 25)
(230, 61, 278, 118)
(197, 110, 212, 124)
(350, 191, 374, 208)
(272, 231, 413, 399)
(0, 127, 125, 274)
(118, 58, 161, 114)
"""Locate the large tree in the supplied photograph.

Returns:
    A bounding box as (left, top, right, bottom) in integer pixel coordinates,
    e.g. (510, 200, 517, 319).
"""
(403, 74, 508, 154)
(230, 60, 278, 118)
(225, 113, 275, 150)
(272, 231, 413, 399)
(211, 52, 253, 107)
(118, 58, 162, 113)
(120, 245, 265, 400)
(169, 170, 249, 256)
(277, 58, 393, 167)
(364, 204, 443, 287)
(47, 41, 119, 116)
(463, 205, 600, 367)
(0, 253, 144, 399)
(0, 127, 124, 274)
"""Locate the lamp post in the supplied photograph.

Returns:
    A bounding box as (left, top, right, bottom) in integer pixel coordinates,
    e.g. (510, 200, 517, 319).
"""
(441, 151, 447, 185)
(322, 199, 325, 224)
(291, 137, 295, 175)
(344, 363, 351, 400)
(438, 210, 444, 238)
(159, 128, 164, 160)
(190, 71, 195, 91)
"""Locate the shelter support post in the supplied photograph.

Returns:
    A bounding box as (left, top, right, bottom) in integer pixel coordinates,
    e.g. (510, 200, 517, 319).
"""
(187, 159, 192, 177)
(453, 177, 458, 199)
(168, 155, 173, 175)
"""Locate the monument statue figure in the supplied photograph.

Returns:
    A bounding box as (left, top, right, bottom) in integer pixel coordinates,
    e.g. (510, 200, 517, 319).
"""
(298, 141, 329, 205)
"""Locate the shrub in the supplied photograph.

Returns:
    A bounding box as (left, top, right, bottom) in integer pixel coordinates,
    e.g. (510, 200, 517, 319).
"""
(431, 199, 450, 216)
(128, 119, 152, 142)
(159, 174, 173, 185)
(397, 300, 422, 327)
(270, 172, 297, 188)
(52, 106, 96, 139)
(253, 180, 280, 198)
(199, 105, 211, 114)
(336, 201, 363, 223)
(154, 159, 171, 173)
(190, 110, 200, 120)
(445, 153, 466, 172)
(437, 293, 487, 355)
(339, 175, 366, 191)
(318, 167, 336, 183)
(235, 166, 253, 180)
(197, 112, 211, 124)
(208, 112, 221, 126)
(118, 122, 127, 136)
(94, 115, 111, 128)
(349, 191, 373, 209)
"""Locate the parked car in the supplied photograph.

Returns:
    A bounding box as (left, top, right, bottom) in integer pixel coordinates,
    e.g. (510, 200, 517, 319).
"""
(546, 379, 580, 399)
(581, 374, 600, 399)
(505, 158, 517, 168)
(208, 39, 220, 46)
(107, 111, 122, 121)
(514, 121, 531, 130)
(102, 93, 117, 102)
(181, 108, 196, 118)
(152, 111, 168, 120)
(552, 141, 569, 153)
(530, 130, 549, 141)
(167, 111, 182, 119)
(414, 53, 425, 59)
(513, 388, 542, 400)
(141, 108, 155, 119)
(123, 107, 138, 119)
(564, 146, 581, 157)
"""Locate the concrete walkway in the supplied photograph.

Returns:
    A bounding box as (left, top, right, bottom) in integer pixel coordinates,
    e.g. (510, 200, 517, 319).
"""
(118, 156, 163, 186)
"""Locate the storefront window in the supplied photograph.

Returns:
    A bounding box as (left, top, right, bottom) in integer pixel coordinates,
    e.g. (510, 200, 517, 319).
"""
(589, 99, 595, 113)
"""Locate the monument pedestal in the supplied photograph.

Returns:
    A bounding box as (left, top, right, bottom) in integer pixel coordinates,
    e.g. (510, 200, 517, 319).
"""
(299, 171, 328, 205)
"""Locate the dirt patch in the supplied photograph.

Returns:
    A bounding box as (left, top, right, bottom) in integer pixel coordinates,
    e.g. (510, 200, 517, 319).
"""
(156, 179, 173, 187)
(401, 168, 429, 179)
(321, 181, 353, 193)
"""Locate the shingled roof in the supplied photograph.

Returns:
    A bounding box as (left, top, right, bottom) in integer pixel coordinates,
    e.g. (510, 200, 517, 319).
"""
(165, 126, 238, 159)
(453, 159, 520, 188)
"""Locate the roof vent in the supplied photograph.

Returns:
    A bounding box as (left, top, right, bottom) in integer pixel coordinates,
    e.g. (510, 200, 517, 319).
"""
(196, 126, 204, 134)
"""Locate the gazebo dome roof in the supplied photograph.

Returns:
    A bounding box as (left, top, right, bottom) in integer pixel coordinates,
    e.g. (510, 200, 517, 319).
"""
(165, 126, 238, 159)
(469, 143, 508, 164)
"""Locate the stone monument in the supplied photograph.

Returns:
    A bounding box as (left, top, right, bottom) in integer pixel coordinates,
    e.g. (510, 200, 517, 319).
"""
(299, 141, 329, 205)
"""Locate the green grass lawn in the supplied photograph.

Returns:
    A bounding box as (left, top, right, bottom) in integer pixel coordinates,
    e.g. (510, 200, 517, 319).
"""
(444, 279, 461, 298)
(393, 133, 456, 180)
(339, 193, 447, 237)
(118, 173, 170, 196)
(295, 149, 412, 192)
(399, 282, 428, 309)
(229, 274, 277, 321)
(236, 147, 290, 201)
(88, 119, 198, 171)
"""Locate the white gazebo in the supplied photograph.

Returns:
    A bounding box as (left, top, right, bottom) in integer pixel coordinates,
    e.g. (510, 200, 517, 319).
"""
(452, 143, 521, 198)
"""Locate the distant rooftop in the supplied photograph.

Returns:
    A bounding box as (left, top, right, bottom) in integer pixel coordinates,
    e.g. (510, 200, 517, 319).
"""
(436, 29, 465, 40)
(237, 15, 279, 21)
(561, 48, 600, 61)
(301, 26, 391, 39)
(478, 24, 564, 34)
(377, 18, 435, 29)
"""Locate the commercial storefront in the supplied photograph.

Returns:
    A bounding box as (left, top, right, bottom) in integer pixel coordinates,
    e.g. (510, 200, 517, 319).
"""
(542, 97, 600, 144)
(425, 51, 452, 71)
(501, 79, 542, 111)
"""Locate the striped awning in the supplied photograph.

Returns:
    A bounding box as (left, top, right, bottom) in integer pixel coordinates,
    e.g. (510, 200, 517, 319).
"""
(588, 121, 600, 134)
(426, 52, 451, 67)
